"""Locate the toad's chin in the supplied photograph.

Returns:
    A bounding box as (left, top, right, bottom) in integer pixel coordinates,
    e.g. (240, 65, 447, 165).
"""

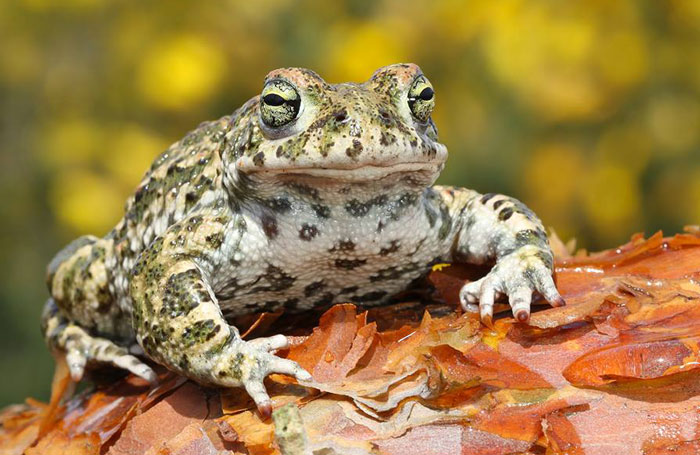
(242, 161, 444, 183)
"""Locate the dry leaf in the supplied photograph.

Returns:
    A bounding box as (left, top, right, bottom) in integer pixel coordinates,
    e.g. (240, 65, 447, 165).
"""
(2, 230, 700, 454)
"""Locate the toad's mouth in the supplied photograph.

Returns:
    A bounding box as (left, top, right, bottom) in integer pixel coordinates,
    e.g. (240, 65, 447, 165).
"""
(239, 161, 443, 182)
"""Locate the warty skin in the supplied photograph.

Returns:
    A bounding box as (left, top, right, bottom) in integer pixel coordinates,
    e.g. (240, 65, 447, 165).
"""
(42, 64, 564, 416)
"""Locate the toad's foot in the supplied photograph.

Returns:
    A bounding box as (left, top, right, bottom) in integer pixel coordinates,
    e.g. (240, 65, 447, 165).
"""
(212, 335, 312, 418)
(42, 298, 156, 383)
(59, 327, 156, 383)
(459, 245, 565, 324)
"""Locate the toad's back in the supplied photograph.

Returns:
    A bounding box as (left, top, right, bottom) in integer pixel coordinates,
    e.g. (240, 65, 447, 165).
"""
(45, 116, 231, 340)
(108, 117, 231, 298)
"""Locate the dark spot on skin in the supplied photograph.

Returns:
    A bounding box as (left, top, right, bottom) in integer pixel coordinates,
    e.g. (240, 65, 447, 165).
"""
(423, 199, 438, 228)
(161, 269, 209, 318)
(379, 240, 400, 256)
(251, 265, 296, 292)
(214, 215, 232, 225)
(515, 229, 548, 249)
(206, 232, 224, 248)
(379, 131, 396, 146)
(185, 191, 198, 204)
(151, 324, 169, 344)
(437, 202, 453, 240)
(177, 354, 190, 371)
(345, 200, 369, 217)
(345, 195, 388, 217)
(369, 266, 403, 282)
(397, 192, 418, 208)
(227, 352, 245, 380)
(181, 319, 219, 348)
(311, 204, 331, 218)
(320, 141, 334, 157)
(481, 193, 497, 205)
(276, 146, 283, 157)
(340, 285, 358, 294)
(498, 207, 514, 221)
(335, 258, 367, 270)
(304, 281, 326, 297)
(299, 224, 319, 241)
(288, 183, 321, 201)
(351, 291, 388, 303)
(493, 199, 505, 210)
(253, 152, 265, 166)
(186, 216, 203, 231)
(267, 197, 291, 213)
(329, 240, 355, 252)
(131, 236, 165, 279)
(314, 292, 335, 306)
(216, 277, 243, 301)
(535, 250, 554, 270)
(261, 214, 278, 239)
(522, 265, 539, 287)
(510, 199, 537, 221)
(345, 139, 363, 158)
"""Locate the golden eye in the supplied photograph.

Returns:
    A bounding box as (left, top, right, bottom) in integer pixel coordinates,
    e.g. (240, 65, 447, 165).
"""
(407, 75, 435, 123)
(260, 79, 301, 127)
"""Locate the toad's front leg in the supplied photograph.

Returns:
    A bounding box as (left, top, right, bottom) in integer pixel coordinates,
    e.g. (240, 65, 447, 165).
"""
(431, 186, 565, 324)
(129, 215, 310, 416)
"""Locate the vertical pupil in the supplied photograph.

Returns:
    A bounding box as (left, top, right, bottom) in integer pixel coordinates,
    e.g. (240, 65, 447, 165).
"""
(263, 93, 286, 106)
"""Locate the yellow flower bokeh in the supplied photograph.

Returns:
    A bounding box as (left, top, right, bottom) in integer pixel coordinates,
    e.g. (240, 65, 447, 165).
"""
(325, 21, 409, 83)
(137, 34, 226, 110)
(481, 0, 649, 121)
(49, 169, 125, 235)
(6, 0, 694, 248)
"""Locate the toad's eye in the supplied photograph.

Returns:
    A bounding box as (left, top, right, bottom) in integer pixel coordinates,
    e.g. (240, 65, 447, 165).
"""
(408, 75, 435, 123)
(260, 80, 301, 127)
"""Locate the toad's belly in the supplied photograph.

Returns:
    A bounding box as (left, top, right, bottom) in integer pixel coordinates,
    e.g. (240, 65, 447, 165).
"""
(210, 197, 449, 318)
(213, 239, 445, 317)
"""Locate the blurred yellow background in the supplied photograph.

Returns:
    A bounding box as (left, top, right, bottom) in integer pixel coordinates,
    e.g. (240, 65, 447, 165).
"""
(0, 0, 698, 404)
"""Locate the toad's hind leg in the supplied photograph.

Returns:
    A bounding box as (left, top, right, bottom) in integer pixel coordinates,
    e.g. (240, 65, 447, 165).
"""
(44, 235, 155, 382)
(42, 298, 156, 382)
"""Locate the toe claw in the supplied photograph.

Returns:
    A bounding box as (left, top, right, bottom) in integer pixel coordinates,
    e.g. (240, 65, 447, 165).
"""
(508, 286, 533, 323)
(66, 351, 86, 382)
(258, 401, 272, 419)
(245, 379, 272, 413)
(552, 296, 566, 307)
(515, 309, 530, 322)
(138, 366, 158, 383)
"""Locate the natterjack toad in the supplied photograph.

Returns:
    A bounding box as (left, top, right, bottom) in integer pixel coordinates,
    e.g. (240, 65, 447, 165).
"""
(43, 64, 564, 415)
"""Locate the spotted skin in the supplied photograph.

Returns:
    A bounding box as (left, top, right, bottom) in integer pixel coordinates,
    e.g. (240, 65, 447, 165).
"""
(42, 64, 563, 414)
